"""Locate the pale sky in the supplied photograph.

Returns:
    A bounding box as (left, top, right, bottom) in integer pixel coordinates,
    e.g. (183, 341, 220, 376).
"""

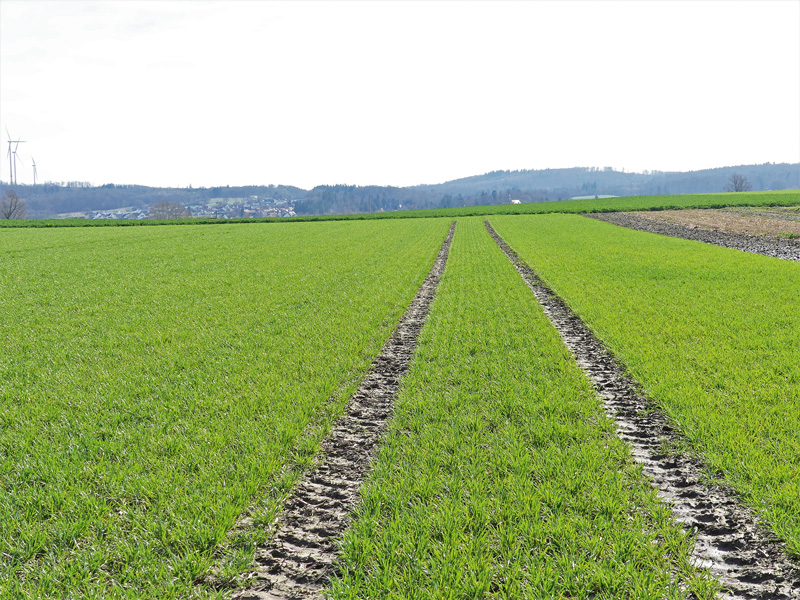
(1, 0, 798, 189)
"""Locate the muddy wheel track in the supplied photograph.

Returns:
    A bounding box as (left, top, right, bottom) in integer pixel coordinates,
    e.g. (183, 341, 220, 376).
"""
(588, 212, 800, 263)
(486, 220, 800, 600)
(233, 223, 455, 600)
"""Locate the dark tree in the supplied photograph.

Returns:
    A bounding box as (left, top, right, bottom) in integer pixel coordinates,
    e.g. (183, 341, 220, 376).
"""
(1, 189, 27, 219)
(725, 173, 752, 192)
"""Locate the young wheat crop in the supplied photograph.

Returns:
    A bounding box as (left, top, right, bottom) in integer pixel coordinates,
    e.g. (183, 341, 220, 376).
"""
(327, 217, 717, 599)
(492, 214, 800, 556)
(0, 219, 450, 598)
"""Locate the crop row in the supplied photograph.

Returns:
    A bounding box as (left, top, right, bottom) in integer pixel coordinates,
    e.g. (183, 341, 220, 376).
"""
(492, 214, 800, 556)
(327, 218, 716, 599)
(0, 219, 450, 598)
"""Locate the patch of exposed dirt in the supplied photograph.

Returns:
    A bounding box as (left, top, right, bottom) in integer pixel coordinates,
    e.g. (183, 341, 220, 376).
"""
(636, 208, 800, 237)
(589, 211, 800, 262)
(721, 206, 800, 224)
(232, 223, 455, 600)
(486, 220, 800, 600)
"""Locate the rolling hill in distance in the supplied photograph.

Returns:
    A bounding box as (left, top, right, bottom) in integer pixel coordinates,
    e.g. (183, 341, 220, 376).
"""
(2, 162, 799, 219)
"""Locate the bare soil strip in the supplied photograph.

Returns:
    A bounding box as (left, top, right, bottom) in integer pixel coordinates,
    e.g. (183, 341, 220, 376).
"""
(630, 208, 800, 237)
(485, 220, 800, 600)
(721, 207, 800, 224)
(663, 209, 800, 237)
(588, 212, 800, 262)
(233, 223, 456, 600)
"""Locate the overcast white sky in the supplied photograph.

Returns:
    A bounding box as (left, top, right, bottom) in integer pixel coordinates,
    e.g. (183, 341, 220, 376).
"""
(1, 0, 798, 189)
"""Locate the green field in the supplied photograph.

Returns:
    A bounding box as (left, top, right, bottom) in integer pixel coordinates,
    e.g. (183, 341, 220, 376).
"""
(492, 214, 800, 555)
(3, 201, 800, 598)
(328, 218, 716, 599)
(0, 219, 449, 598)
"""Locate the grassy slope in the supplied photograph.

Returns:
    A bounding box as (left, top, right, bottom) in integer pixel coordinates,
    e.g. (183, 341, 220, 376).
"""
(3, 190, 800, 227)
(492, 214, 800, 556)
(328, 217, 716, 599)
(0, 219, 450, 599)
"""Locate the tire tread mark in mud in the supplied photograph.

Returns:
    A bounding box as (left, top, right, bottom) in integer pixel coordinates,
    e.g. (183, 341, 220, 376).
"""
(233, 222, 456, 600)
(588, 212, 800, 262)
(486, 220, 800, 600)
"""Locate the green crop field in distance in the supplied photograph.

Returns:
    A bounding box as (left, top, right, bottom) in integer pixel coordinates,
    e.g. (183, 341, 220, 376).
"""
(327, 217, 717, 599)
(0, 219, 450, 599)
(492, 214, 800, 556)
(404, 190, 800, 219)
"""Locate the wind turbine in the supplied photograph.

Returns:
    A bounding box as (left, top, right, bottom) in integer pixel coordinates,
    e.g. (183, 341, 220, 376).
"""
(5, 128, 25, 185)
(32, 157, 38, 185)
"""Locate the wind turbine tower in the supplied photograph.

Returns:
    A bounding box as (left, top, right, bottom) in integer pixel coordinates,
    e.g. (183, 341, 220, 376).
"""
(32, 157, 38, 185)
(12, 139, 25, 185)
(5, 129, 26, 185)
(5, 135, 12, 185)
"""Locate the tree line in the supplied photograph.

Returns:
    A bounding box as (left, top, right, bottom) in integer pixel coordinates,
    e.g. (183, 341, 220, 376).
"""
(1, 163, 797, 218)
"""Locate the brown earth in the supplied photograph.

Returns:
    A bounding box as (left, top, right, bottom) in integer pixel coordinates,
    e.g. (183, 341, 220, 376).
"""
(589, 210, 800, 262)
(633, 208, 800, 237)
(486, 220, 800, 600)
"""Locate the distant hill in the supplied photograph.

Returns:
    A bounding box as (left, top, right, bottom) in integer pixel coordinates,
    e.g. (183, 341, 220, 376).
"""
(422, 163, 800, 197)
(2, 163, 798, 218)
